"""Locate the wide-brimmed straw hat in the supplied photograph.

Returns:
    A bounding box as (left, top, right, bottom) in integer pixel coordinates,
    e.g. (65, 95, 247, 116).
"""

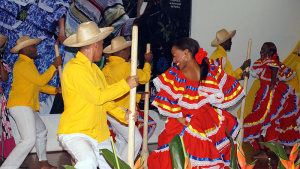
(211, 29, 236, 47)
(63, 21, 114, 47)
(10, 36, 41, 53)
(293, 45, 300, 54)
(103, 36, 132, 54)
(0, 33, 8, 52)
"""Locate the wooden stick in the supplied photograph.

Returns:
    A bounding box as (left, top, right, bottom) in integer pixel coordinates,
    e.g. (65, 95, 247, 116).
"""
(127, 25, 138, 168)
(141, 43, 151, 168)
(237, 39, 252, 146)
(54, 44, 63, 81)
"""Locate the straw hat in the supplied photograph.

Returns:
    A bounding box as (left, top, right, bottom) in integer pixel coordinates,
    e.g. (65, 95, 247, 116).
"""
(211, 29, 236, 47)
(63, 21, 114, 47)
(10, 36, 41, 53)
(0, 33, 8, 52)
(293, 45, 300, 54)
(103, 36, 132, 54)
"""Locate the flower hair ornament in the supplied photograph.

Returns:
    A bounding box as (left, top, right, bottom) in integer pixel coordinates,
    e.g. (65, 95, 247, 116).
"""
(271, 53, 278, 60)
(195, 48, 208, 64)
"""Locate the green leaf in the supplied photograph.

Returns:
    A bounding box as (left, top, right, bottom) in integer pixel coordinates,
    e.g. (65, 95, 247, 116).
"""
(247, 159, 257, 166)
(225, 127, 237, 169)
(277, 160, 285, 169)
(273, 142, 289, 161)
(260, 142, 279, 156)
(62, 165, 76, 169)
(99, 149, 131, 169)
(169, 134, 185, 169)
(295, 158, 300, 166)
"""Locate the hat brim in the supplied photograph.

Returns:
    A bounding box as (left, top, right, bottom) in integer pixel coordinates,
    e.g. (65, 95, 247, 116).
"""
(64, 27, 114, 47)
(103, 41, 132, 54)
(211, 30, 236, 47)
(10, 38, 41, 53)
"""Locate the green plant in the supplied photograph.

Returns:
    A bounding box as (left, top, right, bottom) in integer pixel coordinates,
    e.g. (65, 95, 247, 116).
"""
(261, 141, 300, 169)
(169, 134, 185, 169)
(225, 127, 257, 169)
(62, 165, 76, 169)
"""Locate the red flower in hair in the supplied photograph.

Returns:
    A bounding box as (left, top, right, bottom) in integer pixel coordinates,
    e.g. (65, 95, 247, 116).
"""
(272, 53, 278, 60)
(195, 48, 208, 65)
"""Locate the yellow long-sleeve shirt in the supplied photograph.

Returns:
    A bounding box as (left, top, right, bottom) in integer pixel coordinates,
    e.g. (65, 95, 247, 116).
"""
(57, 52, 130, 143)
(210, 45, 243, 80)
(102, 56, 151, 109)
(7, 54, 57, 111)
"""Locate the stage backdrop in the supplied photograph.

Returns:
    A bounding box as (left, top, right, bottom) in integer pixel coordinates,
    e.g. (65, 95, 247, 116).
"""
(190, 0, 300, 116)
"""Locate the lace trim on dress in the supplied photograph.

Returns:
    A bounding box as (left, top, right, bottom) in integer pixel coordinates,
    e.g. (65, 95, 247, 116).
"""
(190, 158, 225, 168)
(154, 71, 244, 111)
(152, 101, 183, 118)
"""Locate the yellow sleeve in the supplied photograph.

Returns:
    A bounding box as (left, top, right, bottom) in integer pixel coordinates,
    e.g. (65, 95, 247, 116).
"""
(224, 58, 243, 80)
(134, 62, 151, 85)
(106, 101, 128, 124)
(232, 68, 243, 80)
(20, 63, 56, 86)
(69, 66, 131, 106)
(136, 93, 141, 103)
(39, 85, 57, 95)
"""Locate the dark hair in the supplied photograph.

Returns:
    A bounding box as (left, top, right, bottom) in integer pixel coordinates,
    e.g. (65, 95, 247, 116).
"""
(263, 42, 279, 61)
(173, 37, 209, 82)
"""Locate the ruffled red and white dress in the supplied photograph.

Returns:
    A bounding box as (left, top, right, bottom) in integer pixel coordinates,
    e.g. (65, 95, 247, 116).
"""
(148, 58, 245, 169)
(243, 57, 300, 149)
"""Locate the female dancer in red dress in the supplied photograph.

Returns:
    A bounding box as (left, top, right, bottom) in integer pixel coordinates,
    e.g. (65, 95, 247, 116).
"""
(243, 42, 300, 158)
(148, 37, 245, 168)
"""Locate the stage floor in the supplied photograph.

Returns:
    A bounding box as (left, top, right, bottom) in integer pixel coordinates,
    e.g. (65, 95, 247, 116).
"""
(17, 142, 279, 169)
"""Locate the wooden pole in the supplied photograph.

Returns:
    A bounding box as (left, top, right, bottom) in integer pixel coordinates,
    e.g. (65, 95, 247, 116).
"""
(141, 43, 151, 168)
(54, 44, 63, 81)
(237, 39, 252, 146)
(127, 25, 138, 167)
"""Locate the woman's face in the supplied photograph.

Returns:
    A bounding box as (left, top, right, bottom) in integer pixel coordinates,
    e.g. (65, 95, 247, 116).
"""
(260, 44, 269, 58)
(171, 46, 187, 70)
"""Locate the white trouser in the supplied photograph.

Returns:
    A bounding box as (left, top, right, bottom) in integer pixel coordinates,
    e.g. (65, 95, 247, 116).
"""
(1, 106, 48, 169)
(107, 115, 143, 162)
(59, 133, 113, 169)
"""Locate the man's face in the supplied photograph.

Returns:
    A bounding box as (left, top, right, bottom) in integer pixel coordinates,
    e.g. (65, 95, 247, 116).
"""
(26, 44, 38, 59)
(123, 47, 131, 62)
(225, 38, 232, 51)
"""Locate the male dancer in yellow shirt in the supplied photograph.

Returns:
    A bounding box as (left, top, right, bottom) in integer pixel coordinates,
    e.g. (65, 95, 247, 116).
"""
(57, 22, 139, 169)
(3, 36, 62, 169)
(102, 36, 153, 161)
(210, 29, 250, 80)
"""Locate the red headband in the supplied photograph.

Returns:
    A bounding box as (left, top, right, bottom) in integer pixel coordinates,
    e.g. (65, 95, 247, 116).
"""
(195, 48, 208, 65)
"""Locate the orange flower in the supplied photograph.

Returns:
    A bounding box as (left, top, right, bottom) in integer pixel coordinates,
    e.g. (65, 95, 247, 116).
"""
(134, 155, 144, 169)
(280, 158, 294, 169)
(237, 142, 256, 169)
(290, 141, 299, 162)
(184, 155, 192, 169)
(279, 141, 299, 169)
